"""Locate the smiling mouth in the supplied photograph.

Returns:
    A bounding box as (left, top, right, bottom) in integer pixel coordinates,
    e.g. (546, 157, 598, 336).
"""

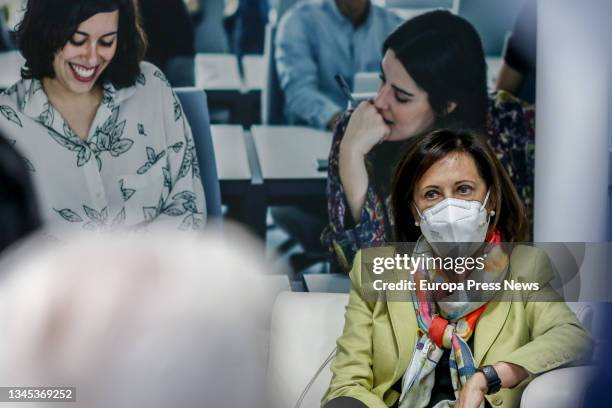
(383, 118, 394, 126)
(68, 63, 98, 82)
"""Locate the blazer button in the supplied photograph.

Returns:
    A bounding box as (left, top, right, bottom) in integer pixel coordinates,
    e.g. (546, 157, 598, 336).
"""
(492, 395, 503, 406)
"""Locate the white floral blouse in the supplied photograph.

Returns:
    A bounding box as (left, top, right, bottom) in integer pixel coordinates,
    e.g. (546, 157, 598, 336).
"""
(0, 62, 206, 240)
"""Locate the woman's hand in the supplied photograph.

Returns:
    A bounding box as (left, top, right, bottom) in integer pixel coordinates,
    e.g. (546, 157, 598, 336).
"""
(338, 101, 390, 222)
(456, 372, 487, 408)
(340, 101, 390, 158)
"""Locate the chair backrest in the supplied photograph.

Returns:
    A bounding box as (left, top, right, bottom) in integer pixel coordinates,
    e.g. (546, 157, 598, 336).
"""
(266, 292, 348, 408)
(174, 88, 223, 220)
(261, 23, 286, 125)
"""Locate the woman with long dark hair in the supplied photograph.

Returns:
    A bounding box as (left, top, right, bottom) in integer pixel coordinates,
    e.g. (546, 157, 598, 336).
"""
(322, 10, 534, 272)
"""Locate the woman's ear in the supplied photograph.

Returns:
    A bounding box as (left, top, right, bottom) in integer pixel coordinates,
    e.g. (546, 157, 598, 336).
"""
(486, 190, 497, 218)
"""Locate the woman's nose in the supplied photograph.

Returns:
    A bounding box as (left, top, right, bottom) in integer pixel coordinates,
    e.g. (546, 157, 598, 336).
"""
(85, 42, 99, 66)
(373, 85, 389, 111)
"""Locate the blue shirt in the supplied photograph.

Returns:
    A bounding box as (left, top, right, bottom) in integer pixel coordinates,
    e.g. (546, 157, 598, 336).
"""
(275, 0, 401, 129)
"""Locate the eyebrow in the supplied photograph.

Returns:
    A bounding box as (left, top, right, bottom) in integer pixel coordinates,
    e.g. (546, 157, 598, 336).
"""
(74, 30, 118, 38)
(422, 180, 475, 190)
(380, 62, 415, 98)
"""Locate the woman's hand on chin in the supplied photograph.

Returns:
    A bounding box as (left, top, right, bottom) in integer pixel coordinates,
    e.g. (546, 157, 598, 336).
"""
(340, 101, 390, 158)
(456, 372, 487, 408)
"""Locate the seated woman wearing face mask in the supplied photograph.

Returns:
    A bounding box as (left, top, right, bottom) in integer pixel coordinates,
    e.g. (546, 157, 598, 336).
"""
(322, 129, 592, 408)
(0, 0, 206, 239)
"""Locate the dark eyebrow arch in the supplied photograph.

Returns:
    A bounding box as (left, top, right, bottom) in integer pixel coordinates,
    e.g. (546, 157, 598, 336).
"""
(379, 62, 415, 97)
(74, 30, 118, 38)
(454, 180, 475, 185)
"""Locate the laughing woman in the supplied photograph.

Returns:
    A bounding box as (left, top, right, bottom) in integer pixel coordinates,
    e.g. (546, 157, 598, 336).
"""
(0, 0, 205, 239)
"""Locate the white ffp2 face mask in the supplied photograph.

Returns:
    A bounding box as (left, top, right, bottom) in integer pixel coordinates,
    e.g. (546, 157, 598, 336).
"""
(416, 191, 491, 255)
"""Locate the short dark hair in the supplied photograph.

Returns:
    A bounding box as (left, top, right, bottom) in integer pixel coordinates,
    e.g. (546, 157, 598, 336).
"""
(383, 10, 488, 132)
(0, 135, 41, 253)
(391, 129, 529, 243)
(15, 0, 147, 89)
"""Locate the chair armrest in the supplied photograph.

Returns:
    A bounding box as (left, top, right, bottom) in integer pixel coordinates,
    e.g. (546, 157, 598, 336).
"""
(520, 366, 596, 408)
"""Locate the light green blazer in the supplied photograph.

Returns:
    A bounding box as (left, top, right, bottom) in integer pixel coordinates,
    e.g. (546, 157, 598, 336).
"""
(322, 245, 593, 408)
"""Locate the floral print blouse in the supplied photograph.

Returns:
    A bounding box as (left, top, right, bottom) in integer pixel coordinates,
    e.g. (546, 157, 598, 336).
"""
(321, 91, 535, 272)
(0, 62, 206, 240)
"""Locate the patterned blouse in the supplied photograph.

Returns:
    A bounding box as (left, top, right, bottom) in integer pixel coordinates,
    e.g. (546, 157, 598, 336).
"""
(321, 91, 535, 272)
(0, 62, 206, 240)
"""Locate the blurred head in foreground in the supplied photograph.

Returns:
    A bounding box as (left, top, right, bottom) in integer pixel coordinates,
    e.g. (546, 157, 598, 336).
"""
(0, 228, 271, 408)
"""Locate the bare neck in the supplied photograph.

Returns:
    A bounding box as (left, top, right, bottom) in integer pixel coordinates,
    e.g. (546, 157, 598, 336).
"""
(42, 78, 103, 112)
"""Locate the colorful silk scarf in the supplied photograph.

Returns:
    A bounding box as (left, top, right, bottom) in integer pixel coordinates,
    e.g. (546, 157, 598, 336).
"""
(398, 232, 508, 408)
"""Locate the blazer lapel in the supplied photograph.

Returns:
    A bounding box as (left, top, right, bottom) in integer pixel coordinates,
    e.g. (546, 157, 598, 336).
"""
(387, 266, 418, 381)
(474, 298, 511, 366)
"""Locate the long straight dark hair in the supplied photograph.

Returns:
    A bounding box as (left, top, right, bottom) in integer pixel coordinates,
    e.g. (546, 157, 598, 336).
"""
(383, 10, 488, 133)
(370, 10, 488, 197)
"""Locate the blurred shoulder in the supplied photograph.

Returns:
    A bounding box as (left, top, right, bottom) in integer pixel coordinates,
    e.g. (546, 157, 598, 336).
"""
(488, 90, 534, 112)
(371, 3, 403, 27)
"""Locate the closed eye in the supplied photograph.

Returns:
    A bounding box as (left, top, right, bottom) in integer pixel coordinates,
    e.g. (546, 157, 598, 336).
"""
(395, 92, 409, 103)
(69, 38, 87, 46)
(99, 39, 115, 47)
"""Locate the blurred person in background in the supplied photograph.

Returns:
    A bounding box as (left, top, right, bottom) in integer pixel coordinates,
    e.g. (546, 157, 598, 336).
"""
(0, 133, 40, 254)
(138, 0, 196, 87)
(322, 11, 536, 273)
(275, 0, 401, 130)
(229, 0, 269, 56)
(0, 0, 206, 240)
(271, 0, 401, 265)
(495, 0, 537, 104)
(0, 228, 271, 408)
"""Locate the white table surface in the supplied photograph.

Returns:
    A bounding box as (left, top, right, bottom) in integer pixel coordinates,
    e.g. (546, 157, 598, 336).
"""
(0, 50, 24, 90)
(195, 53, 243, 92)
(250, 125, 332, 180)
(210, 125, 250, 181)
(242, 54, 266, 92)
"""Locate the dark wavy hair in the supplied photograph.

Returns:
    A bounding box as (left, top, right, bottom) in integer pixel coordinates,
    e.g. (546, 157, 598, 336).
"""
(383, 10, 488, 132)
(0, 135, 41, 253)
(391, 129, 529, 243)
(15, 0, 147, 89)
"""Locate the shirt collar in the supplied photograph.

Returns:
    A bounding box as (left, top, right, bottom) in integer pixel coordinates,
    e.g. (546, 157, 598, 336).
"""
(21, 78, 136, 128)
